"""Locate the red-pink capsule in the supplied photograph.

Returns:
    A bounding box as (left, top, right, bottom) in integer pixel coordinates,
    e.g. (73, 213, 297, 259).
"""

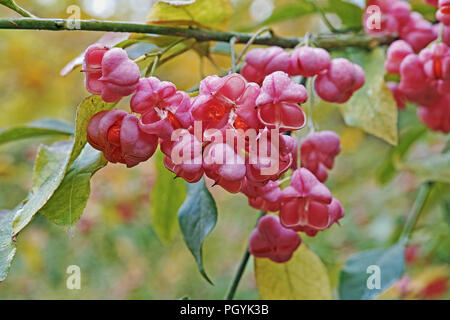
(256, 71, 307, 131)
(385, 40, 414, 75)
(241, 46, 290, 85)
(192, 73, 262, 133)
(249, 215, 302, 263)
(437, 0, 450, 26)
(203, 142, 247, 193)
(290, 46, 331, 77)
(300, 131, 341, 183)
(279, 168, 333, 231)
(399, 13, 437, 52)
(315, 58, 365, 103)
(160, 130, 204, 183)
(87, 110, 158, 168)
(417, 95, 450, 133)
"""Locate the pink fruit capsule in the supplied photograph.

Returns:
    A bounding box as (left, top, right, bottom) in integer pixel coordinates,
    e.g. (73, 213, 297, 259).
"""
(241, 46, 290, 85)
(249, 214, 302, 263)
(87, 110, 158, 168)
(315, 58, 365, 103)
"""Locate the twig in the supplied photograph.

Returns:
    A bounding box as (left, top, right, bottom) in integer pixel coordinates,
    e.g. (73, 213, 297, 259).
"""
(225, 211, 265, 300)
(0, 18, 395, 50)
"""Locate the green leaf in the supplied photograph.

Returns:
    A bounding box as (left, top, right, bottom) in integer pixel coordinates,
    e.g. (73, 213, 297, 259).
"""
(443, 198, 450, 227)
(69, 95, 115, 167)
(255, 245, 332, 300)
(147, 0, 234, 30)
(325, 0, 363, 29)
(0, 210, 16, 282)
(178, 179, 217, 283)
(12, 96, 113, 234)
(150, 151, 186, 245)
(12, 142, 72, 236)
(0, 118, 74, 146)
(399, 152, 450, 184)
(411, 0, 437, 21)
(39, 144, 107, 226)
(259, 1, 316, 26)
(377, 126, 427, 184)
(338, 242, 405, 300)
(334, 47, 398, 145)
(4, 96, 114, 280)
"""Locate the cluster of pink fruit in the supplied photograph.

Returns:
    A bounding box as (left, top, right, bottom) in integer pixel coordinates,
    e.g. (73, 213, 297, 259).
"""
(241, 45, 365, 103)
(83, 41, 359, 263)
(363, 0, 450, 133)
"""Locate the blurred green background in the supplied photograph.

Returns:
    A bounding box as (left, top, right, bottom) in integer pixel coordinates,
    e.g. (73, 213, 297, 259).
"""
(0, 0, 448, 299)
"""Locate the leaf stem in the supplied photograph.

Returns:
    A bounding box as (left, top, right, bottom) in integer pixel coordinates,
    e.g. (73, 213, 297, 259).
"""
(225, 211, 265, 300)
(146, 54, 160, 77)
(400, 182, 434, 241)
(0, 18, 395, 50)
(438, 23, 444, 43)
(229, 36, 238, 73)
(1, 0, 36, 18)
(306, 77, 316, 134)
(308, 0, 338, 33)
(235, 26, 272, 66)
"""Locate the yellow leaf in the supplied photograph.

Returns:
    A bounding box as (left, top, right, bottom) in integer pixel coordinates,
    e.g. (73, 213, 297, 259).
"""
(336, 47, 398, 146)
(147, 0, 234, 30)
(340, 126, 365, 153)
(254, 244, 332, 300)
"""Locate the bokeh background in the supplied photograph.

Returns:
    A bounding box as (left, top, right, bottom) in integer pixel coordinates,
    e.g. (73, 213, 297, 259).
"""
(0, 0, 448, 299)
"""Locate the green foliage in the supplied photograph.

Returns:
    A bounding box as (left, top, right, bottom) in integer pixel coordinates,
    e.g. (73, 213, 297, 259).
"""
(259, 1, 316, 26)
(178, 179, 217, 283)
(326, 0, 363, 29)
(0, 210, 15, 282)
(333, 47, 398, 145)
(399, 152, 450, 184)
(12, 142, 72, 236)
(150, 151, 187, 245)
(147, 0, 234, 30)
(411, 0, 437, 21)
(377, 126, 427, 184)
(443, 199, 450, 227)
(338, 242, 405, 300)
(0, 95, 115, 282)
(29, 95, 114, 228)
(0, 118, 74, 146)
(39, 144, 107, 226)
(255, 245, 332, 300)
(243, 0, 362, 30)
